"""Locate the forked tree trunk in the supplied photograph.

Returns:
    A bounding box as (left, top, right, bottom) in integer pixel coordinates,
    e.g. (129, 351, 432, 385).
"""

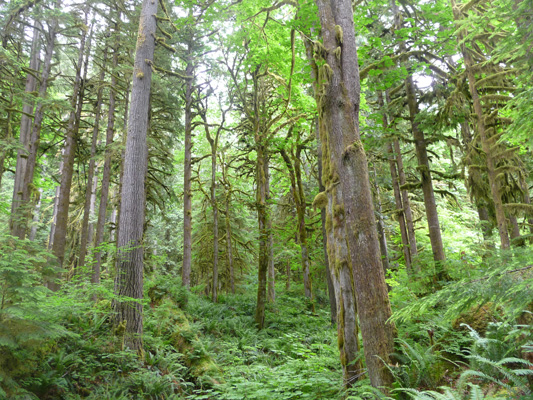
(315, 0, 395, 392)
(14, 9, 59, 239)
(113, 0, 158, 353)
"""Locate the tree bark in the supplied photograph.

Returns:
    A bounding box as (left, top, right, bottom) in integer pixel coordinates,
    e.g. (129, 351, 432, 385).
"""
(113, 0, 158, 353)
(10, 22, 40, 234)
(51, 17, 90, 287)
(318, 175, 336, 323)
(451, 0, 510, 250)
(379, 92, 412, 271)
(372, 165, 391, 277)
(209, 135, 219, 303)
(280, 145, 313, 300)
(315, 0, 395, 392)
(182, 53, 194, 289)
(255, 144, 269, 329)
(29, 188, 43, 241)
(14, 10, 59, 239)
(79, 47, 107, 270)
(94, 16, 120, 284)
(393, 137, 418, 261)
(267, 160, 276, 303)
(225, 191, 235, 294)
(405, 73, 447, 267)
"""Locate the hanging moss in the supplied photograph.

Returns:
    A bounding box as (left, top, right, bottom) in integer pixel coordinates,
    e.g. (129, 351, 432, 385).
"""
(335, 25, 343, 44)
(334, 46, 342, 61)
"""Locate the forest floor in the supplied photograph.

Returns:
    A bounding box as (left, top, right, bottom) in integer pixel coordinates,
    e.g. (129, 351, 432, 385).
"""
(2, 265, 531, 399)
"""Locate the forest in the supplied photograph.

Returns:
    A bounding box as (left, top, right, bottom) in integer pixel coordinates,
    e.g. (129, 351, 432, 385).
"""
(0, 0, 532, 398)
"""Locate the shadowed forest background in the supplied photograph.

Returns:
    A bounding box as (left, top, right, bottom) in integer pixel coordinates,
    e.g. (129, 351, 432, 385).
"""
(0, 0, 532, 398)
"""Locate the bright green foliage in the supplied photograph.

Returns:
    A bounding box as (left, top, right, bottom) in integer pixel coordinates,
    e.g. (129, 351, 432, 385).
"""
(186, 283, 343, 399)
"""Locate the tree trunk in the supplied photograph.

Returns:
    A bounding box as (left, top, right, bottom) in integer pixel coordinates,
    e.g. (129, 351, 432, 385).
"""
(405, 74, 446, 267)
(94, 16, 120, 284)
(29, 188, 43, 241)
(113, 0, 158, 353)
(50, 18, 90, 287)
(255, 145, 269, 329)
(0, 89, 14, 191)
(295, 147, 312, 302)
(225, 192, 235, 294)
(210, 145, 219, 303)
(372, 165, 390, 277)
(115, 80, 131, 247)
(14, 10, 58, 239)
(393, 137, 418, 261)
(182, 54, 194, 289)
(380, 92, 412, 271)
(509, 215, 523, 246)
(451, 0, 510, 250)
(280, 146, 312, 301)
(267, 160, 275, 303)
(315, 0, 395, 392)
(321, 205, 336, 324)
(392, 0, 446, 273)
(519, 174, 533, 244)
(79, 47, 107, 270)
(48, 171, 61, 250)
(285, 259, 291, 291)
(314, 88, 336, 324)
(10, 22, 40, 232)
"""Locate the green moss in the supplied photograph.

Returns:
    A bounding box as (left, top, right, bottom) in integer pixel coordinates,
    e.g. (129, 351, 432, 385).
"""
(313, 192, 328, 209)
(335, 25, 343, 44)
(334, 46, 342, 61)
(334, 204, 344, 217)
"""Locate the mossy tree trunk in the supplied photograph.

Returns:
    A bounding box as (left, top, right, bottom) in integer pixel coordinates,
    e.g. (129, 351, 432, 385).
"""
(201, 99, 226, 303)
(394, 136, 418, 262)
(79, 46, 108, 270)
(304, 24, 360, 385)
(255, 144, 269, 329)
(113, 0, 158, 353)
(13, 8, 58, 239)
(316, 125, 337, 323)
(94, 12, 121, 284)
(267, 160, 276, 303)
(182, 51, 194, 289)
(10, 22, 40, 236)
(314, 0, 395, 392)
(372, 165, 391, 277)
(280, 136, 313, 301)
(379, 92, 413, 272)
(51, 15, 91, 287)
(392, 0, 446, 272)
(451, 0, 510, 250)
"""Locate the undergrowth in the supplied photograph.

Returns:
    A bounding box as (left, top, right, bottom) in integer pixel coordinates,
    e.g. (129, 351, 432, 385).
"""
(2, 232, 532, 399)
